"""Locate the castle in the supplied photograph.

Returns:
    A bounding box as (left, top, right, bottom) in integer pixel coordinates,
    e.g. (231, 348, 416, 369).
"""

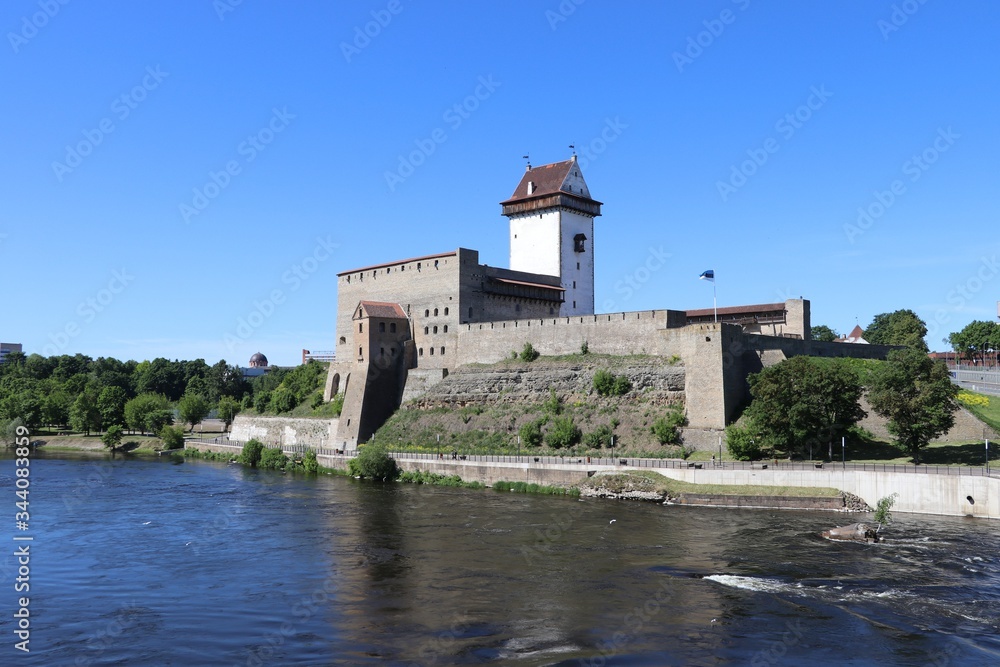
(325, 158, 893, 448)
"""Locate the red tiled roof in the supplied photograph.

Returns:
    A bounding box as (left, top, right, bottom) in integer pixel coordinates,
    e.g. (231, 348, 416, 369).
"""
(503, 159, 577, 202)
(685, 303, 786, 318)
(338, 250, 457, 276)
(356, 301, 407, 319)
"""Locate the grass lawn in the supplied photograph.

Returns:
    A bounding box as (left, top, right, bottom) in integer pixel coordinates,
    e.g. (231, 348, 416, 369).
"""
(959, 391, 1000, 434)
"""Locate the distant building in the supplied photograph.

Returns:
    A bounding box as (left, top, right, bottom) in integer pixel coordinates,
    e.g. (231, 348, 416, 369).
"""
(0, 342, 22, 364)
(249, 352, 269, 367)
(302, 349, 336, 364)
(834, 325, 868, 344)
(241, 351, 271, 379)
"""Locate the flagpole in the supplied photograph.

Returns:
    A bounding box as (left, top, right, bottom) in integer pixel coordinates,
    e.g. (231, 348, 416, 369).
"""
(713, 280, 717, 323)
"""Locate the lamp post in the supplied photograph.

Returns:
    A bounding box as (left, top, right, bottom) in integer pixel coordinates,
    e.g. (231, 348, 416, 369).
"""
(842, 436, 846, 469)
(611, 435, 615, 464)
(517, 435, 521, 459)
(986, 437, 990, 475)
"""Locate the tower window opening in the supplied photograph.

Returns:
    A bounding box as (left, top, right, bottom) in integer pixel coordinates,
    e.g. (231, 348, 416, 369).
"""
(358, 347, 363, 357)
(424, 326, 429, 335)
(574, 234, 587, 253)
(440, 347, 445, 355)
(390, 323, 396, 333)
(430, 347, 435, 356)
(419, 348, 424, 356)
(434, 260, 439, 268)
(577, 262, 580, 270)
(359, 323, 363, 333)
(379, 322, 385, 333)
(433, 326, 438, 334)
(434, 308, 438, 316)
(425, 309, 430, 317)
(444, 307, 449, 316)
(443, 325, 448, 333)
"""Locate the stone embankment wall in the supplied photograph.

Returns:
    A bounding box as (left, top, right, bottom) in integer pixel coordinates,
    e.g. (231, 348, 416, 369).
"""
(649, 467, 999, 519)
(855, 399, 998, 442)
(230, 415, 339, 448)
(413, 359, 684, 407)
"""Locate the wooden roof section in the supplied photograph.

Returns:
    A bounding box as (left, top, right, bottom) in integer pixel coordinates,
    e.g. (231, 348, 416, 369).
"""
(354, 301, 408, 320)
(500, 157, 602, 218)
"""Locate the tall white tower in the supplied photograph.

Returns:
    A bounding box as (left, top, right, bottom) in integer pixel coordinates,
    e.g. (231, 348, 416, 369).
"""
(500, 156, 602, 315)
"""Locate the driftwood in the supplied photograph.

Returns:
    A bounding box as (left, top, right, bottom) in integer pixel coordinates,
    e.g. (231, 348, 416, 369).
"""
(821, 522, 879, 543)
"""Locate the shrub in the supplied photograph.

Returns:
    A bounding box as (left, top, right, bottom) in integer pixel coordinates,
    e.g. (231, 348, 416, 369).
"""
(593, 370, 632, 396)
(159, 425, 185, 450)
(303, 449, 319, 473)
(520, 342, 539, 362)
(583, 424, 613, 449)
(329, 392, 345, 416)
(259, 446, 289, 470)
(348, 443, 400, 481)
(725, 422, 763, 461)
(580, 341, 589, 355)
(543, 388, 562, 415)
(546, 416, 581, 449)
(651, 407, 686, 445)
(240, 439, 265, 467)
(957, 391, 989, 408)
(519, 419, 544, 448)
(101, 424, 123, 450)
(310, 393, 324, 409)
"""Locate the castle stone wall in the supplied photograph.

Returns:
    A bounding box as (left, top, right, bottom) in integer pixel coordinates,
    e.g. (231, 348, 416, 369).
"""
(231, 415, 339, 448)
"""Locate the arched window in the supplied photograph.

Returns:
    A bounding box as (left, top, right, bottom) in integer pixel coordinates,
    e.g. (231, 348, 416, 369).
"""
(379, 322, 385, 333)
(390, 323, 396, 333)
(443, 325, 448, 333)
(434, 308, 439, 316)
(430, 347, 435, 355)
(339, 336, 346, 344)
(440, 346, 445, 355)
(424, 326, 429, 335)
(424, 309, 430, 317)
(574, 233, 587, 253)
(433, 326, 438, 334)
(358, 346, 363, 357)
(434, 260, 439, 268)
(419, 348, 423, 356)
(359, 323, 363, 333)
(444, 307, 449, 316)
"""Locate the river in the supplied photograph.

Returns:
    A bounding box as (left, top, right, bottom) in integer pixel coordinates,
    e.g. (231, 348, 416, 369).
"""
(1, 452, 997, 666)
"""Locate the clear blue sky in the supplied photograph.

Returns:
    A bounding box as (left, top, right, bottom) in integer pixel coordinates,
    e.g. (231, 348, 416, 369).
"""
(2, 1, 998, 366)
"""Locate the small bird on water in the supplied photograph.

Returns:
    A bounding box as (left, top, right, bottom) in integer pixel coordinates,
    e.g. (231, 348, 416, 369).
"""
(609, 519, 616, 524)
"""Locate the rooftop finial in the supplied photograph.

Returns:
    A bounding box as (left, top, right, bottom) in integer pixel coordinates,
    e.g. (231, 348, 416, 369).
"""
(523, 154, 530, 170)
(569, 144, 576, 156)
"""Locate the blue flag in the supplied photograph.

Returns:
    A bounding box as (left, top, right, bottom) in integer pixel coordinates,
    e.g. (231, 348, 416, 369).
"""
(699, 270, 714, 282)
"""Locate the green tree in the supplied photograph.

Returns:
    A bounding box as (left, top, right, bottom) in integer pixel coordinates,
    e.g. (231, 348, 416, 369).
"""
(543, 388, 563, 415)
(583, 424, 614, 449)
(349, 443, 400, 480)
(69, 391, 102, 435)
(97, 386, 128, 429)
(42, 389, 72, 427)
(159, 425, 185, 450)
(725, 420, 765, 461)
(124, 393, 170, 435)
(811, 325, 839, 342)
(519, 342, 539, 362)
(519, 419, 544, 448)
(744, 357, 866, 458)
(216, 396, 241, 432)
(178, 392, 210, 432)
(545, 416, 581, 449)
(259, 446, 289, 470)
(303, 449, 319, 473)
(864, 309, 928, 351)
(651, 407, 687, 445)
(593, 369, 632, 396)
(948, 320, 1000, 367)
(873, 493, 899, 533)
(867, 348, 958, 463)
(240, 439, 265, 467)
(101, 424, 123, 450)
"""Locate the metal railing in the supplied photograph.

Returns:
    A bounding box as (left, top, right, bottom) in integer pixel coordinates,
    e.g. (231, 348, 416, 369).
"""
(181, 437, 997, 477)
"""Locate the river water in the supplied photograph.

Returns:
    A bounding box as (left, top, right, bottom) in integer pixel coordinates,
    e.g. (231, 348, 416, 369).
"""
(1, 452, 998, 666)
